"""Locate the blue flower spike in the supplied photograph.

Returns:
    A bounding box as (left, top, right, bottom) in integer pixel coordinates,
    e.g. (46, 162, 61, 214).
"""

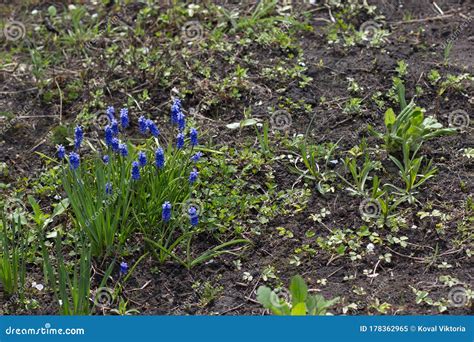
(190, 151, 203, 163)
(118, 143, 128, 157)
(69, 152, 80, 170)
(57, 145, 66, 159)
(146, 119, 160, 138)
(120, 262, 128, 275)
(111, 119, 119, 136)
(138, 151, 147, 167)
(111, 137, 120, 152)
(162, 201, 172, 222)
(189, 169, 198, 184)
(189, 128, 198, 147)
(120, 108, 129, 129)
(105, 182, 113, 195)
(105, 125, 114, 146)
(131, 161, 140, 180)
(138, 116, 148, 134)
(177, 112, 186, 131)
(74, 126, 83, 150)
(171, 98, 182, 124)
(189, 206, 199, 227)
(176, 133, 185, 149)
(155, 147, 165, 169)
(106, 106, 115, 120)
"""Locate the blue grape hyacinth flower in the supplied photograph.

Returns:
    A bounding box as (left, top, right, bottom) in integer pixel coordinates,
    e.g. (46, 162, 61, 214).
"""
(177, 112, 186, 131)
(189, 128, 198, 146)
(118, 143, 128, 157)
(120, 108, 129, 129)
(188, 206, 199, 227)
(105, 182, 113, 195)
(57, 145, 66, 159)
(111, 119, 119, 136)
(189, 169, 198, 184)
(190, 151, 203, 163)
(146, 119, 160, 137)
(102, 155, 110, 164)
(111, 137, 120, 152)
(74, 126, 83, 150)
(155, 147, 165, 169)
(138, 116, 147, 134)
(138, 151, 147, 167)
(106, 106, 115, 120)
(173, 98, 182, 108)
(105, 125, 114, 146)
(176, 133, 185, 149)
(171, 98, 182, 124)
(162, 201, 171, 222)
(131, 161, 140, 180)
(120, 262, 128, 275)
(69, 152, 80, 170)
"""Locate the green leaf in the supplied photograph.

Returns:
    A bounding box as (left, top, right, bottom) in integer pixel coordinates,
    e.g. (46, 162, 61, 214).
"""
(52, 198, 70, 218)
(46, 231, 58, 239)
(226, 118, 258, 129)
(256, 286, 273, 308)
(306, 295, 317, 315)
(291, 302, 307, 316)
(48, 5, 57, 17)
(289, 275, 308, 305)
(384, 108, 396, 128)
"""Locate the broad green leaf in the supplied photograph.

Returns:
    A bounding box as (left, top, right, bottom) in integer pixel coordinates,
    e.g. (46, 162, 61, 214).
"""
(52, 198, 70, 217)
(48, 5, 57, 16)
(289, 275, 308, 305)
(291, 302, 307, 316)
(384, 108, 396, 128)
(256, 286, 273, 308)
(46, 231, 58, 239)
(306, 295, 317, 315)
(422, 116, 443, 129)
(226, 118, 258, 129)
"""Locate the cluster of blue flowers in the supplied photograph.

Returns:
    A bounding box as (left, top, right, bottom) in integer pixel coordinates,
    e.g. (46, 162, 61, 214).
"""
(188, 207, 199, 226)
(57, 126, 83, 170)
(57, 99, 203, 227)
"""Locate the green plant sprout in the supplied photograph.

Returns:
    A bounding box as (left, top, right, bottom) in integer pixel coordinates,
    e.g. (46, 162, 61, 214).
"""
(257, 275, 339, 315)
